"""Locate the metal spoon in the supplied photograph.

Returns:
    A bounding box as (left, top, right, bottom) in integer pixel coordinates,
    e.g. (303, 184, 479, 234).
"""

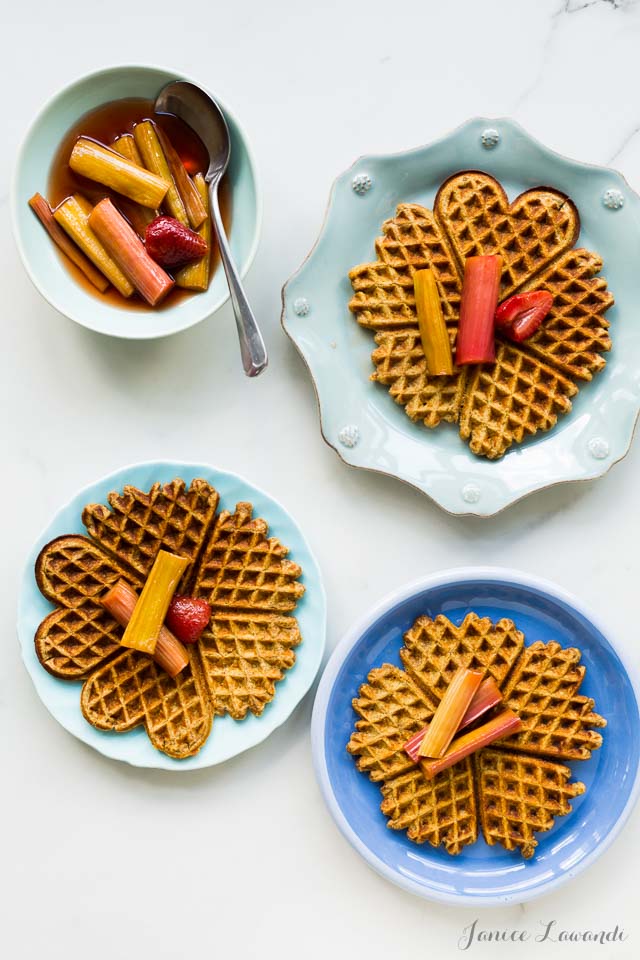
(155, 81, 267, 377)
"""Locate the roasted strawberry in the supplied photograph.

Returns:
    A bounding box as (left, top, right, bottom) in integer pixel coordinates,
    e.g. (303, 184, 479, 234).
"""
(145, 216, 208, 269)
(165, 595, 211, 644)
(495, 290, 553, 342)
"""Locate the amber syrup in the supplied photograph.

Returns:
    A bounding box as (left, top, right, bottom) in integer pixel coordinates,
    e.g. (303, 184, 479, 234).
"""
(48, 97, 231, 310)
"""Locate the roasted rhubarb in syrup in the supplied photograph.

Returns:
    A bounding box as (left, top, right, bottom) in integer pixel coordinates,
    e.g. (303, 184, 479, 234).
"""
(34, 97, 232, 310)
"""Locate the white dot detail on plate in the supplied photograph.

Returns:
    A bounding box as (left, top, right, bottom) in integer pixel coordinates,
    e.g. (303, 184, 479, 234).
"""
(352, 173, 373, 196)
(588, 437, 609, 459)
(602, 188, 624, 210)
(338, 425, 360, 448)
(461, 483, 481, 504)
(481, 128, 500, 149)
(293, 297, 310, 317)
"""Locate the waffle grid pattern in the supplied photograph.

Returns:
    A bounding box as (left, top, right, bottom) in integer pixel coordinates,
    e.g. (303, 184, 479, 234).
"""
(475, 749, 585, 858)
(348, 613, 604, 859)
(348, 172, 614, 458)
(82, 478, 219, 586)
(34, 480, 306, 758)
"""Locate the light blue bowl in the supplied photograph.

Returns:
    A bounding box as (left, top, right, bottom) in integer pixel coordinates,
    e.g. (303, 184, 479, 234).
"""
(12, 65, 261, 339)
(312, 568, 640, 905)
(18, 461, 326, 770)
(282, 118, 640, 515)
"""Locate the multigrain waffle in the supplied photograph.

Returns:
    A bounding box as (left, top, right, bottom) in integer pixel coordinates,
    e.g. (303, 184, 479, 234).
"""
(400, 612, 524, 699)
(82, 478, 219, 587)
(35, 535, 135, 679)
(474, 749, 585, 858)
(459, 341, 578, 460)
(81, 647, 212, 759)
(380, 759, 477, 853)
(347, 664, 437, 781)
(34, 479, 306, 758)
(193, 502, 305, 612)
(198, 612, 302, 719)
(434, 172, 579, 298)
(501, 641, 606, 761)
(348, 171, 614, 458)
(348, 612, 604, 859)
(349, 203, 461, 336)
(371, 329, 467, 428)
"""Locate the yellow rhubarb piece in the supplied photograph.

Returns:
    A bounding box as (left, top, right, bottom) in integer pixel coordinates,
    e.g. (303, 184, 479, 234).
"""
(420, 710, 522, 778)
(133, 121, 189, 225)
(54, 196, 134, 298)
(413, 269, 454, 376)
(69, 136, 170, 208)
(175, 174, 211, 291)
(120, 550, 189, 655)
(418, 667, 483, 758)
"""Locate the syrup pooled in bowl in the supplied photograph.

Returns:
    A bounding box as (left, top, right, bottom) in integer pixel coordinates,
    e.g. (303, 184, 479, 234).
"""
(44, 97, 231, 310)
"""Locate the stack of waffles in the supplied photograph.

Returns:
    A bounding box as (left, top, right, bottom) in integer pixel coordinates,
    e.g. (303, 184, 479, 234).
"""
(348, 172, 614, 458)
(347, 613, 605, 858)
(34, 479, 305, 758)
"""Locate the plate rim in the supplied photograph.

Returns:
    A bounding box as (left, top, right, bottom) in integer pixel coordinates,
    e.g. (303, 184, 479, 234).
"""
(281, 116, 640, 517)
(18, 459, 326, 771)
(311, 565, 640, 906)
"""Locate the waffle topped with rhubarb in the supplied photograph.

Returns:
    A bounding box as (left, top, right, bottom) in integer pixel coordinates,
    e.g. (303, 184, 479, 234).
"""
(33, 478, 305, 759)
(349, 171, 614, 459)
(347, 612, 605, 859)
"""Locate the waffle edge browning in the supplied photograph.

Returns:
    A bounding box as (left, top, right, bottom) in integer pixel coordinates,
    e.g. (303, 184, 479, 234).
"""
(349, 172, 614, 459)
(34, 479, 305, 758)
(347, 612, 604, 859)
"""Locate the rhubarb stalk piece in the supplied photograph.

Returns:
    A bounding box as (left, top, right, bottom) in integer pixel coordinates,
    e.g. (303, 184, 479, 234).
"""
(175, 174, 211, 291)
(420, 710, 522, 779)
(413, 269, 454, 375)
(102, 579, 189, 677)
(404, 677, 502, 762)
(120, 551, 189, 655)
(418, 667, 483, 758)
(111, 135, 159, 235)
(28, 193, 109, 293)
(133, 121, 189, 226)
(53, 196, 134, 297)
(69, 136, 170, 208)
(157, 128, 207, 229)
(88, 198, 175, 306)
(455, 255, 503, 365)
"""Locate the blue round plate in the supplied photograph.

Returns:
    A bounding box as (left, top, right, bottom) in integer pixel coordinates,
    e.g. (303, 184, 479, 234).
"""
(282, 118, 640, 516)
(312, 568, 640, 905)
(18, 461, 326, 770)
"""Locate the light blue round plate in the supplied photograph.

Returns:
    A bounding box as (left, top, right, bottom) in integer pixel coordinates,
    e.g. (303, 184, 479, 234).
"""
(18, 461, 326, 770)
(282, 118, 640, 516)
(12, 65, 261, 339)
(311, 568, 640, 905)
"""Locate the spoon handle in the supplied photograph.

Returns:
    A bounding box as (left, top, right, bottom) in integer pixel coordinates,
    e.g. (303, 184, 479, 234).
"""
(209, 181, 268, 377)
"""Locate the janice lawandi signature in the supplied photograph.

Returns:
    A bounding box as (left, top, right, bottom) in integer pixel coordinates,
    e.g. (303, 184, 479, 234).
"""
(458, 919, 628, 950)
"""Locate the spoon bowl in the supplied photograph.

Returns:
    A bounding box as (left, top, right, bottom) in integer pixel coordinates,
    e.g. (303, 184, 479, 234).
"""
(155, 81, 230, 182)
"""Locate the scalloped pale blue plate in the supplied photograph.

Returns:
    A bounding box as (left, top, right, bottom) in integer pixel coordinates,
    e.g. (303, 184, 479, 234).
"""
(18, 461, 326, 770)
(312, 568, 640, 905)
(282, 118, 640, 516)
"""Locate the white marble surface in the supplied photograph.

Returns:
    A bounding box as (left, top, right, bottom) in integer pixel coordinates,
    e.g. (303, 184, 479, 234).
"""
(3, 0, 640, 957)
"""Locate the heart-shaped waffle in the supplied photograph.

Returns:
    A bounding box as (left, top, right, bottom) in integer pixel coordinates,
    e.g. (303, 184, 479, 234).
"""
(348, 172, 614, 458)
(35, 535, 136, 679)
(434, 172, 579, 298)
(474, 749, 585, 859)
(82, 478, 219, 586)
(347, 613, 604, 859)
(81, 648, 212, 759)
(34, 479, 306, 758)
